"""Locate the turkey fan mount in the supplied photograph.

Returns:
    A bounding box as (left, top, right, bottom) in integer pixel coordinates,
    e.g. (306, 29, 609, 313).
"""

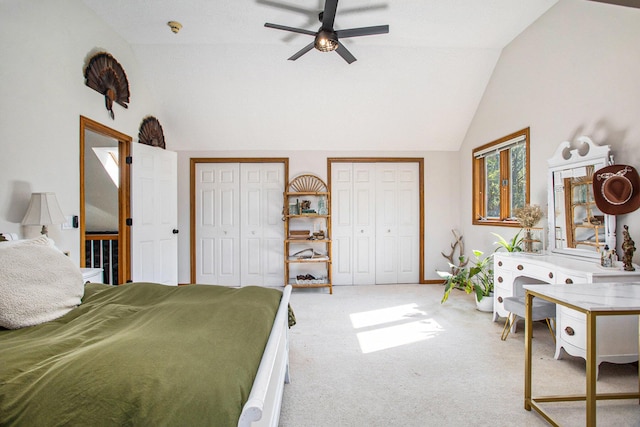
(84, 52, 130, 119)
(138, 116, 166, 149)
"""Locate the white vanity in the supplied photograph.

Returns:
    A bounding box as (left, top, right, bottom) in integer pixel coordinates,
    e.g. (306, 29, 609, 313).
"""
(493, 136, 640, 371)
(493, 252, 640, 367)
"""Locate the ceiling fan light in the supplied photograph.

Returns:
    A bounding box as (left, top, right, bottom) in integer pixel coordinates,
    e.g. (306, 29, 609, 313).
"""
(314, 30, 338, 52)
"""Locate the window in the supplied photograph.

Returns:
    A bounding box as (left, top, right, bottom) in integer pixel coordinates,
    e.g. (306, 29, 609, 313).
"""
(472, 127, 530, 226)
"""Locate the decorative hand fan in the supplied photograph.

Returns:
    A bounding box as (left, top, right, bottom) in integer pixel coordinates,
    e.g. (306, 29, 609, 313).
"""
(138, 116, 166, 149)
(84, 52, 130, 119)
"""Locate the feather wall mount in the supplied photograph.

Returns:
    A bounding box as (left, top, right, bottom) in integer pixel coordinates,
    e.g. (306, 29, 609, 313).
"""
(138, 116, 166, 149)
(84, 52, 130, 119)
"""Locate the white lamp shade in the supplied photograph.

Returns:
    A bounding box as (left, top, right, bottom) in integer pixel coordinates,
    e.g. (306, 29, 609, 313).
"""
(21, 192, 66, 226)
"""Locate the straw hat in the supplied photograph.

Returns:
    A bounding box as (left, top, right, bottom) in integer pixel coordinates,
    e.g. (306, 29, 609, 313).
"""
(593, 164, 640, 215)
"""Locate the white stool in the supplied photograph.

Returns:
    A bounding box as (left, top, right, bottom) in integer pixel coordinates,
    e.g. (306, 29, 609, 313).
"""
(500, 296, 556, 342)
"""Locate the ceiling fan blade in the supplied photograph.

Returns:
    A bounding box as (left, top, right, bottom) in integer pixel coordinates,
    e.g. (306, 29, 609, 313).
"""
(322, 0, 339, 29)
(587, 0, 640, 8)
(336, 25, 389, 39)
(257, 0, 317, 16)
(335, 44, 357, 64)
(264, 23, 317, 37)
(288, 42, 315, 61)
(339, 4, 389, 15)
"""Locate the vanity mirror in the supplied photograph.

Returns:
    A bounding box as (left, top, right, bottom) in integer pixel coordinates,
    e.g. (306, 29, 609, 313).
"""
(547, 136, 614, 259)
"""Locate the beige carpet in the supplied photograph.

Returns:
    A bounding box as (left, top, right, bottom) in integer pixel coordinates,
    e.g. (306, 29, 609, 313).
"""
(279, 284, 640, 427)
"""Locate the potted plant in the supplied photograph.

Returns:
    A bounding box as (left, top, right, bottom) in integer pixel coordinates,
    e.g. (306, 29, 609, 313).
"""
(492, 230, 523, 252)
(437, 250, 494, 311)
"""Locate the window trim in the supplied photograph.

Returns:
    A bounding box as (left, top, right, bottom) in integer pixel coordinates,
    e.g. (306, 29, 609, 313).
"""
(472, 127, 530, 226)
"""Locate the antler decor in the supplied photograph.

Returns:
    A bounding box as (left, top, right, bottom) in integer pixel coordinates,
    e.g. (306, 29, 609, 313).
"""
(441, 229, 467, 273)
(84, 52, 130, 119)
(138, 116, 166, 149)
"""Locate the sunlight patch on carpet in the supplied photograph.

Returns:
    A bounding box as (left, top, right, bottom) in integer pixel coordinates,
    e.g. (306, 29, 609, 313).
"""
(350, 304, 444, 353)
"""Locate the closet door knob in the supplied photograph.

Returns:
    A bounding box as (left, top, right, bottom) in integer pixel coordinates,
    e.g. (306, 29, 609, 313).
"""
(172, 229, 179, 234)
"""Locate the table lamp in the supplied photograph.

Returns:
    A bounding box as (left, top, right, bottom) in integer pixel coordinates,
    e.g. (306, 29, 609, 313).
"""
(21, 192, 66, 236)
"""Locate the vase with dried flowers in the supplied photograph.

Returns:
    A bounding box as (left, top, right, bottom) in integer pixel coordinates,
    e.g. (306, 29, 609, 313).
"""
(513, 204, 544, 252)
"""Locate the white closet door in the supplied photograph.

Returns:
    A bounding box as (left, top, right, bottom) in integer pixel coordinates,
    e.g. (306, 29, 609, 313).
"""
(375, 164, 399, 284)
(195, 163, 241, 285)
(240, 163, 284, 286)
(396, 163, 420, 284)
(375, 163, 420, 284)
(352, 164, 376, 285)
(131, 143, 178, 285)
(331, 164, 354, 285)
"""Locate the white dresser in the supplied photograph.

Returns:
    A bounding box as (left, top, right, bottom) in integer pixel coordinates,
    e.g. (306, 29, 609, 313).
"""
(81, 267, 103, 283)
(493, 252, 640, 369)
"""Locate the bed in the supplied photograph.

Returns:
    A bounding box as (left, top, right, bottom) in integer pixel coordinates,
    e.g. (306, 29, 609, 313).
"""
(0, 236, 293, 427)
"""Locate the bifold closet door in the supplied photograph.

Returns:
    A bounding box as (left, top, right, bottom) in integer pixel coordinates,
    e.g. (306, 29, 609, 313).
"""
(195, 163, 241, 285)
(240, 163, 284, 286)
(332, 162, 419, 285)
(375, 163, 419, 284)
(195, 162, 284, 286)
(332, 163, 376, 285)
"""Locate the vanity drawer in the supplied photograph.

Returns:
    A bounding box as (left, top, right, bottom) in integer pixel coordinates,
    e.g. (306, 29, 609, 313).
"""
(493, 286, 512, 317)
(511, 262, 555, 283)
(558, 307, 586, 350)
(558, 307, 639, 357)
(555, 271, 587, 285)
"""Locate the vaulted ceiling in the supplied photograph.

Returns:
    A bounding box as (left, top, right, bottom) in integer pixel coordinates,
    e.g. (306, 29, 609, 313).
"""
(82, 0, 559, 151)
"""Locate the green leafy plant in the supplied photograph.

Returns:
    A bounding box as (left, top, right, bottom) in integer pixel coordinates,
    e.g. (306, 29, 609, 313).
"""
(492, 231, 523, 252)
(437, 250, 494, 303)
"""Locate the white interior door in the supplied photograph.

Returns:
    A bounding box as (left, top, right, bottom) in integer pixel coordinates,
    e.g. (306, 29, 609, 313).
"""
(353, 164, 376, 284)
(131, 143, 178, 285)
(332, 163, 353, 285)
(240, 163, 284, 286)
(375, 163, 419, 284)
(195, 163, 241, 285)
(396, 164, 420, 283)
(375, 164, 398, 284)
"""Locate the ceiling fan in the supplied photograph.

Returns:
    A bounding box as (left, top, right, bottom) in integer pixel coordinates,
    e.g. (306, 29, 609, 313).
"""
(264, 0, 389, 64)
(587, 0, 640, 8)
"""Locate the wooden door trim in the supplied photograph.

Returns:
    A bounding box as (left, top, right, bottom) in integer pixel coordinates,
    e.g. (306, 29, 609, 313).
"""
(327, 157, 425, 284)
(189, 158, 289, 284)
(79, 115, 132, 284)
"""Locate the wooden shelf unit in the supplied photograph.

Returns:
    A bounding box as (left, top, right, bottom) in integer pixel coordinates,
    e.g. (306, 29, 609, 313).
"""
(284, 175, 332, 294)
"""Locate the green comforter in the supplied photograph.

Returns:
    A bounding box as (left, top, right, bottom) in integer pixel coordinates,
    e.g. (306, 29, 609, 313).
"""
(0, 282, 283, 427)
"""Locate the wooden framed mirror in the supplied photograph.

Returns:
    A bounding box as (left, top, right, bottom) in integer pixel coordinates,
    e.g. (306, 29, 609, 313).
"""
(80, 116, 131, 284)
(547, 136, 614, 260)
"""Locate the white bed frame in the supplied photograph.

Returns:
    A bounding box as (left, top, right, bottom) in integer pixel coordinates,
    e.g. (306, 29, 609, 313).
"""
(238, 284, 292, 427)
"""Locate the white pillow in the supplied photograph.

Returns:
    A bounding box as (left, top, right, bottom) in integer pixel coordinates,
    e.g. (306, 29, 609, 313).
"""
(0, 236, 84, 329)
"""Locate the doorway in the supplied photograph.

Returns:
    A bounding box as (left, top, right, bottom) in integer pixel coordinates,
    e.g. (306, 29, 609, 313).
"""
(80, 116, 131, 284)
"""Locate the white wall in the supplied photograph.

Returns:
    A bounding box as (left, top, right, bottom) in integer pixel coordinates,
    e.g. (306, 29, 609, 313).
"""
(0, 0, 160, 261)
(176, 150, 460, 284)
(459, 0, 640, 262)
